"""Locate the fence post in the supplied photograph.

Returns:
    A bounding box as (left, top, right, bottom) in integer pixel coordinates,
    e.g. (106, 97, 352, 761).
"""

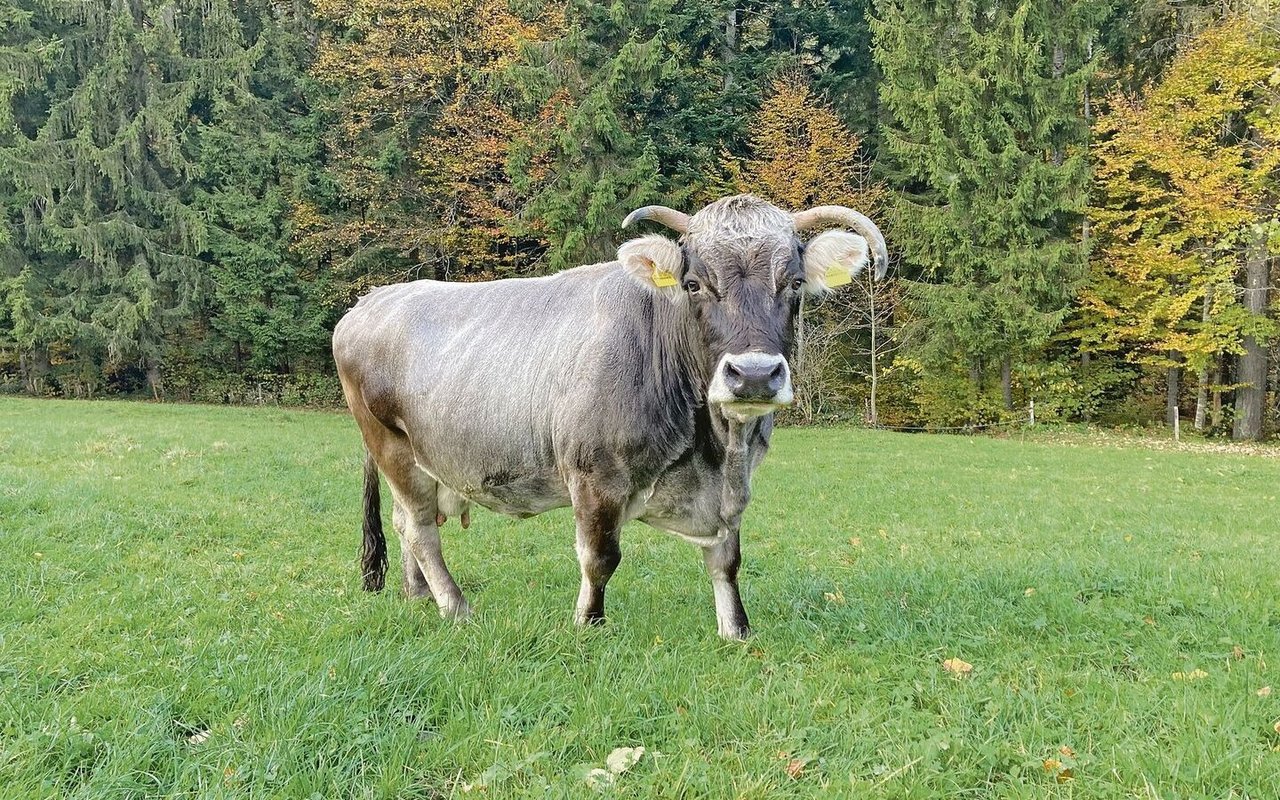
(1174, 405, 1180, 441)
(1029, 399, 1035, 427)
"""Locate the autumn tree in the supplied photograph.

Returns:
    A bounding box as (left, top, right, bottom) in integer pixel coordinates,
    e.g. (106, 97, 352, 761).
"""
(730, 76, 893, 421)
(1079, 16, 1278, 438)
(302, 0, 556, 293)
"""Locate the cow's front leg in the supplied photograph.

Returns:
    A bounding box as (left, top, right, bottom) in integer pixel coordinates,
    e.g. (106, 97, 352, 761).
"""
(703, 530, 750, 640)
(570, 483, 623, 626)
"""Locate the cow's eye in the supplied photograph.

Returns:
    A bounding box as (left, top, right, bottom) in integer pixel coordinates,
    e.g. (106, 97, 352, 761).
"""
(683, 279, 702, 294)
(790, 278, 804, 292)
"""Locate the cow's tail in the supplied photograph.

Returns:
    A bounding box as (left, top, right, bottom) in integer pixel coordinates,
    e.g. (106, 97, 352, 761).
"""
(361, 449, 387, 592)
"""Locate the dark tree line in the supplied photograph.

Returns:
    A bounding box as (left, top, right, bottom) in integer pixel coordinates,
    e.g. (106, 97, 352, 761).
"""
(1, 0, 1276, 438)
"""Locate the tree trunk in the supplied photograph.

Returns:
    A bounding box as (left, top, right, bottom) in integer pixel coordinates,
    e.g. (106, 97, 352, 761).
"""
(1194, 288, 1213, 431)
(1233, 232, 1269, 441)
(969, 358, 984, 395)
(1000, 356, 1013, 411)
(1210, 353, 1223, 429)
(146, 356, 164, 401)
(23, 347, 51, 395)
(868, 285, 879, 425)
(1166, 354, 1182, 428)
(722, 8, 738, 91)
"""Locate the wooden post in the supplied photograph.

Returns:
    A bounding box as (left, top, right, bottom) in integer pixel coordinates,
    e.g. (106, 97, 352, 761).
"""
(1029, 399, 1035, 427)
(1174, 406, 1180, 442)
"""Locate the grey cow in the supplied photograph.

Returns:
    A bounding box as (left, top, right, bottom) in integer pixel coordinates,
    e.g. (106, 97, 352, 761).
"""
(332, 194, 887, 638)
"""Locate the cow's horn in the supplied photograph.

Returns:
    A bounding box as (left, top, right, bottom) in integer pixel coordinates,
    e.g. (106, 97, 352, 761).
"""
(792, 206, 889, 279)
(622, 205, 691, 234)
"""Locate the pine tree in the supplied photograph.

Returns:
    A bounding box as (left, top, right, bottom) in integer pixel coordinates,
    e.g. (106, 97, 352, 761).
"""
(509, 0, 861, 271)
(0, 0, 315, 396)
(872, 0, 1106, 413)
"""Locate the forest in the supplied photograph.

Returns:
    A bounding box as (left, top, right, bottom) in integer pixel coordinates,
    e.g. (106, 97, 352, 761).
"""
(0, 0, 1276, 440)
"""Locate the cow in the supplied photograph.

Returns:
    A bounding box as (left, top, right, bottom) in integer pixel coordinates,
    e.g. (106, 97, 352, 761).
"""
(332, 194, 887, 639)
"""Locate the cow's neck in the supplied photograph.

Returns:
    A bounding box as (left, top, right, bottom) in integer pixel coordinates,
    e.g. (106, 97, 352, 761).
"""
(648, 297, 714, 426)
(715, 415, 761, 531)
(649, 298, 770, 528)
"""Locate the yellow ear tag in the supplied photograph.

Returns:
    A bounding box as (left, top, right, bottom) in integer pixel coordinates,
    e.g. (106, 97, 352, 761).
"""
(652, 267, 678, 288)
(825, 264, 852, 287)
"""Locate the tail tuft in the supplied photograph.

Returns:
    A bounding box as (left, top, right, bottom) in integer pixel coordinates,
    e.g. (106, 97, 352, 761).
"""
(361, 450, 387, 592)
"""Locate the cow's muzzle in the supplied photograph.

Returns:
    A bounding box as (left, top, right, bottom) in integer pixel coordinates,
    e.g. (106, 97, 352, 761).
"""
(707, 352, 793, 418)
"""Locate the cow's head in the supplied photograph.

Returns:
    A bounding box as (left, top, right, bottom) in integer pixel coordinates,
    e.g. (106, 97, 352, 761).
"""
(618, 194, 888, 421)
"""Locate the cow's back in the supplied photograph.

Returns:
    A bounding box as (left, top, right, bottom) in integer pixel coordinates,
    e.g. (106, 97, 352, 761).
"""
(333, 264, 695, 515)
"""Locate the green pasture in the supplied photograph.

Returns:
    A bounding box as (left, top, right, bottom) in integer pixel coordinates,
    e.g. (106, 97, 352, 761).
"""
(2, 398, 1278, 798)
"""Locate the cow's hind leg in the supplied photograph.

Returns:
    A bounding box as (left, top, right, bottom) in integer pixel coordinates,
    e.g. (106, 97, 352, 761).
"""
(703, 531, 750, 640)
(392, 500, 434, 601)
(376, 441, 469, 620)
(569, 480, 623, 626)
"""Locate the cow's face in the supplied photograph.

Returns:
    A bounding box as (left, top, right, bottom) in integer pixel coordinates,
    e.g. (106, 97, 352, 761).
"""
(619, 195, 883, 421)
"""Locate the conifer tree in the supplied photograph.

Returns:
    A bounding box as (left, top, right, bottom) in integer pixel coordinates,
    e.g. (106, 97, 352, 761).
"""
(872, 0, 1105, 411)
(509, 0, 857, 270)
(0, 0, 315, 396)
(729, 76, 892, 421)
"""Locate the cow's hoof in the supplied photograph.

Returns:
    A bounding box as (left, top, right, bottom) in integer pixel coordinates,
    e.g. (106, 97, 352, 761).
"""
(438, 601, 471, 622)
(573, 610, 606, 627)
(403, 584, 436, 602)
(718, 625, 751, 641)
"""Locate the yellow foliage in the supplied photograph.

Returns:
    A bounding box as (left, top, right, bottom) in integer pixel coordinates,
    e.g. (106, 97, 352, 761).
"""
(304, 0, 561, 281)
(1080, 16, 1279, 369)
(730, 76, 884, 213)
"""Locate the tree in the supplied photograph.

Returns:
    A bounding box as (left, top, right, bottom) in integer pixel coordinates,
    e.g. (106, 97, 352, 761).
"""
(302, 0, 556, 292)
(872, 0, 1105, 414)
(509, 0, 874, 272)
(729, 75, 892, 421)
(1079, 16, 1278, 438)
(0, 0, 322, 397)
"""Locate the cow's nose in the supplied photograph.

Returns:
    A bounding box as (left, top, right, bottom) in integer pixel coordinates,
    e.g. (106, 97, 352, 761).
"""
(723, 354, 787, 400)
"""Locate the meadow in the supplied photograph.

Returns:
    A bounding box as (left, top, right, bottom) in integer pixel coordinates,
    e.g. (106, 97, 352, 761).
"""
(2, 397, 1278, 798)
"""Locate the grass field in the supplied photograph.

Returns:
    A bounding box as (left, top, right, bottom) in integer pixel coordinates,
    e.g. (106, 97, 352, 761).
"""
(2, 398, 1279, 798)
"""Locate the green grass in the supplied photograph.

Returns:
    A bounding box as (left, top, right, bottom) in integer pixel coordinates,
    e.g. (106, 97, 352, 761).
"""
(2, 398, 1279, 799)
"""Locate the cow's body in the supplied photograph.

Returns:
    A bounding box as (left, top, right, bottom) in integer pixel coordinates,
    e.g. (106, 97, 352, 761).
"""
(335, 194, 886, 638)
(334, 263, 765, 541)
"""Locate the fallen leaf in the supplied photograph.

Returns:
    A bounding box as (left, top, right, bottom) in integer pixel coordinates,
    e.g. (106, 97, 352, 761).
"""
(942, 658, 973, 677)
(1057, 768, 1075, 783)
(584, 768, 615, 791)
(1043, 758, 1062, 773)
(187, 729, 210, 745)
(849, 537, 863, 548)
(1143, 616, 1156, 626)
(1258, 686, 1272, 697)
(1059, 745, 1075, 758)
(1024, 587, 1036, 597)
(823, 589, 846, 606)
(1172, 668, 1208, 681)
(605, 746, 644, 775)
(785, 759, 806, 779)
(1233, 645, 1245, 661)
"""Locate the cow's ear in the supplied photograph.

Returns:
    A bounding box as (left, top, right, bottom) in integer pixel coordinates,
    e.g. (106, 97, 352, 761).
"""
(618, 235, 683, 299)
(801, 230, 870, 294)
